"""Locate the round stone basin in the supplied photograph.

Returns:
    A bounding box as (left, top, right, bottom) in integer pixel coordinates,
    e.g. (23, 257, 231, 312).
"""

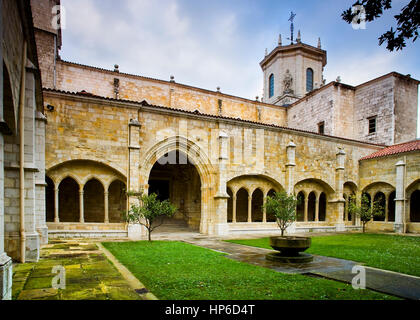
(269, 236, 312, 257)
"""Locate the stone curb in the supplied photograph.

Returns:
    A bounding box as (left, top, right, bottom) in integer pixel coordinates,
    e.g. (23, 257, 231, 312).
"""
(97, 243, 158, 300)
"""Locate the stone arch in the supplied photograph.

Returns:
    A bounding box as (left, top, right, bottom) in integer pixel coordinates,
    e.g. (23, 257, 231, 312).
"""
(373, 192, 386, 221)
(295, 178, 335, 195)
(139, 136, 215, 233)
(58, 177, 80, 223)
(296, 191, 305, 222)
(227, 188, 234, 223)
(410, 190, 420, 223)
(344, 181, 357, 223)
(108, 179, 127, 223)
(236, 188, 249, 223)
(252, 188, 264, 222)
(407, 180, 420, 223)
(308, 192, 317, 222)
(84, 179, 105, 223)
(266, 189, 277, 222)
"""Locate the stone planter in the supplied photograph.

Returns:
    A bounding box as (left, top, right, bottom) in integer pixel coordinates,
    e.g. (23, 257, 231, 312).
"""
(266, 236, 314, 263)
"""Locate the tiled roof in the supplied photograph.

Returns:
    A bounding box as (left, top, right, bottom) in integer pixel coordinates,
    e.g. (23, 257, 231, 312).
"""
(361, 140, 420, 161)
(43, 88, 386, 148)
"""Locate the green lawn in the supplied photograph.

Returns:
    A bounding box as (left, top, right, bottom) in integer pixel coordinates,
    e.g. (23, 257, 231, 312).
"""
(227, 233, 420, 277)
(102, 241, 395, 300)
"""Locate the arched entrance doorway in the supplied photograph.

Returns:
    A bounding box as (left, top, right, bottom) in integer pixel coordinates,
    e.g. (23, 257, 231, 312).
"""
(148, 150, 202, 230)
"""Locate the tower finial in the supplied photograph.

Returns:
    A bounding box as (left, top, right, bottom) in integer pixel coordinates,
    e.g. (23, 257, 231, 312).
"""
(297, 30, 301, 43)
(265, 48, 268, 56)
(278, 34, 282, 46)
(288, 11, 297, 44)
(318, 37, 321, 49)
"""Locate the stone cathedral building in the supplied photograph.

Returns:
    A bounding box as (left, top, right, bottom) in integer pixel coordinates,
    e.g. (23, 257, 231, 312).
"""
(0, 0, 419, 300)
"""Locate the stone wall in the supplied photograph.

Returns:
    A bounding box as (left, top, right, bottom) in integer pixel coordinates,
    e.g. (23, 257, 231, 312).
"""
(53, 61, 288, 126)
(44, 90, 383, 236)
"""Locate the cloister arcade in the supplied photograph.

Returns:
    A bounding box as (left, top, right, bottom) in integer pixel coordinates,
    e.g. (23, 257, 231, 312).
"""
(45, 161, 127, 224)
(362, 182, 396, 223)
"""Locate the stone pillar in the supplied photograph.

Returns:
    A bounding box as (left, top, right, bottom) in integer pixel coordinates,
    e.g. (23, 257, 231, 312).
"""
(35, 112, 48, 245)
(315, 195, 320, 222)
(0, 132, 12, 300)
(213, 131, 229, 236)
(286, 142, 296, 195)
(304, 194, 308, 222)
(395, 160, 406, 233)
(263, 193, 267, 223)
(248, 195, 252, 223)
(79, 187, 84, 223)
(385, 195, 389, 222)
(128, 119, 143, 236)
(22, 64, 40, 262)
(54, 187, 59, 223)
(335, 149, 346, 231)
(104, 191, 109, 223)
(232, 193, 237, 223)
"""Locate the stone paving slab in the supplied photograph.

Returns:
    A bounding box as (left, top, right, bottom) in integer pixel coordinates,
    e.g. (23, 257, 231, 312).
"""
(185, 238, 420, 300)
(12, 240, 143, 300)
(313, 267, 420, 300)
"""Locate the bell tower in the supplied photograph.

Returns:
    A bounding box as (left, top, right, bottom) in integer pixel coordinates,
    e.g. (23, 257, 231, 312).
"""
(260, 19, 327, 106)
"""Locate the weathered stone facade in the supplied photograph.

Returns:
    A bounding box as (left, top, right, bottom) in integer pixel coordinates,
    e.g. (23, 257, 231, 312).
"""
(1, 0, 45, 300)
(1, 0, 420, 300)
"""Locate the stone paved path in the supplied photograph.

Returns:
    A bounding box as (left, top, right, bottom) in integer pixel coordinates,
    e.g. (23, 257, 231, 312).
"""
(184, 238, 420, 300)
(12, 240, 143, 300)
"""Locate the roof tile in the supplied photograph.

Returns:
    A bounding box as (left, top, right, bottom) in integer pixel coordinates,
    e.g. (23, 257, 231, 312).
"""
(361, 140, 420, 161)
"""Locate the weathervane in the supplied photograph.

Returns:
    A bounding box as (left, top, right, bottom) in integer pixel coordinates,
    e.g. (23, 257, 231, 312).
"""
(287, 11, 296, 44)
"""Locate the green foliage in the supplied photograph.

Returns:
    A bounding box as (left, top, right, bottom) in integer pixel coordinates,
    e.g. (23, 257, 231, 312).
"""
(342, 0, 419, 51)
(347, 194, 384, 233)
(263, 191, 298, 236)
(125, 192, 177, 241)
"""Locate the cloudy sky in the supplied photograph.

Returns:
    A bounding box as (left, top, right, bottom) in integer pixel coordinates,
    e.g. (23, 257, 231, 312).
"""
(60, 0, 419, 135)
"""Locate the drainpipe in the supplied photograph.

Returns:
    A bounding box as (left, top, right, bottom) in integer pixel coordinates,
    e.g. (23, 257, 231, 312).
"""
(19, 41, 27, 263)
(403, 156, 407, 234)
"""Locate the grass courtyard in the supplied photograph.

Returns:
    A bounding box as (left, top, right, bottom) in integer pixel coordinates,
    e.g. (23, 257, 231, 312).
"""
(102, 240, 395, 300)
(227, 233, 420, 277)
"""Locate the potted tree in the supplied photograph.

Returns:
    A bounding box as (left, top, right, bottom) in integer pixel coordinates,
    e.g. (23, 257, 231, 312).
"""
(263, 191, 313, 263)
(348, 194, 384, 233)
(125, 193, 177, 241)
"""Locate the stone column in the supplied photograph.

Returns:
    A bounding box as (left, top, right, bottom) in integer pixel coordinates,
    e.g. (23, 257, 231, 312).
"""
(395, 161, 406, 233)
(232, 193, 237, 223)
(286, 142, 296, 195)
(335, 149, 346, 231)
(104, 191, 109, 224)
(315, 195, 320, 222)
(248, 195, 252, 223)
(54, 187, 59, 223)
(385, 195, 389, 222)
(79, 187, 84, 223)
(263, 193, 267, 223)
(304, 194, 308, 222)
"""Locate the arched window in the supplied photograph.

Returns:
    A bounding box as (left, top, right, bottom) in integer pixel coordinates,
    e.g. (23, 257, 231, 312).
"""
(306, 68, 314, 92)
(269, 74, 275, 98)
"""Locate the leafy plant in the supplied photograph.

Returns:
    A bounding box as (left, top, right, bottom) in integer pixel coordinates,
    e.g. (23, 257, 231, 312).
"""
(263, 191, 298, 237)
(348, 194, 384, 233)
(125, 192, 177, 241)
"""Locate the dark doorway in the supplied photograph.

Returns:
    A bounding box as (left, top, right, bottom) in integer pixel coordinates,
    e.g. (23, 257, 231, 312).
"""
(149, 180, 170, 201)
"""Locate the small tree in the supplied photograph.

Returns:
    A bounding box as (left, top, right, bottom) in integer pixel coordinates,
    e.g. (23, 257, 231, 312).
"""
(125, 193, 177, 241)
(263, 191, 298, 237)
(348, 194, 384, 233)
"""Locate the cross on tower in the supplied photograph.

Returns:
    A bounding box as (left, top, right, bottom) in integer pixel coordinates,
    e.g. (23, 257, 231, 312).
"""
(288, 11, 296, 44)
